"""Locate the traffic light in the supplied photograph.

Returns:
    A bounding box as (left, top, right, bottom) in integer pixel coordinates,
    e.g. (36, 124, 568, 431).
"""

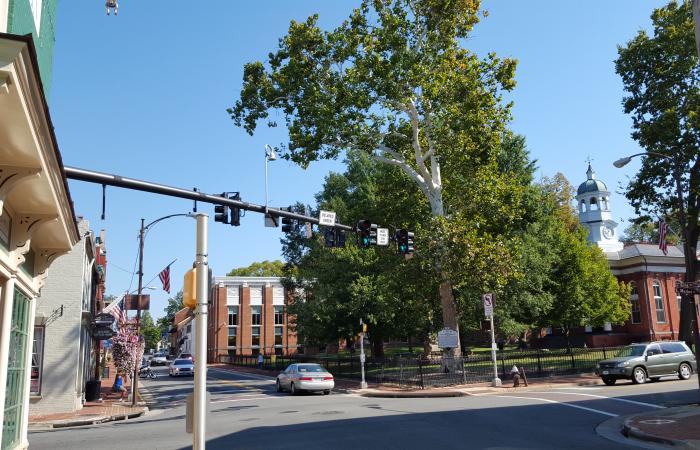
(336, 229, 346, 248)
(183, 268, 197, 309)
(214, 192, 230, 224)
(396, 229, 415, 255)
(357, 220, 377, 247)
(281, 206, 294, 233)
(229, 192, 241, 226)
(324, 228, 336, 247)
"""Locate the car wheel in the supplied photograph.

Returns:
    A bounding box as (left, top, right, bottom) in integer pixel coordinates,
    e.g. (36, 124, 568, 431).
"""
(602, 377, 616, 386)
(678, 363, 692, 380)
(323, 390, 331, 395)
(632, 367, 647, 384)
(290, 383, 297, 395)
(276, 380, 283, 393)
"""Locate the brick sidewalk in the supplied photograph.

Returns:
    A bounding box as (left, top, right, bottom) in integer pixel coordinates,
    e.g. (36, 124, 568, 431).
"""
(623, 404, 700, 448)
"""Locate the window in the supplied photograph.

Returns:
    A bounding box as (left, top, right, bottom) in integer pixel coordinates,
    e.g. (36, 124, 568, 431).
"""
(629, 282, 641, 324)
(31, 326, 44, 395)
(590, 197, 598, 210)
(274, 306, 284, 325)
(275, 326, 283, 346)
(251, 306, 261, 325)
(252, 326, 260, 347)
(653, 280, 666, 323)
(661, 342, 687, 354)
(228, 327, 237, 347)
(187, 324, 192, 333)
(677, 295, 682, 312)
(228, 306, 238, 326)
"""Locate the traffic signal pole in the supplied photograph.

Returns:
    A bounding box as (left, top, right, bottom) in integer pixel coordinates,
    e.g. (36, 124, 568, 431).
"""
(193, 213, 208, 450)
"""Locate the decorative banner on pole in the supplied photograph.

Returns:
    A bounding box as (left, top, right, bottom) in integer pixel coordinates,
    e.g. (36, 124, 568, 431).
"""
(319, 210, 336, 226)
(124, 294, 150, 311)
(377, 228, 389, 245)
(482, 293, 494, 317)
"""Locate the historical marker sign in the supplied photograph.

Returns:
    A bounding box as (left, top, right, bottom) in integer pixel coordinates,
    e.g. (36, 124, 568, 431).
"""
(437, 328, 459, 349)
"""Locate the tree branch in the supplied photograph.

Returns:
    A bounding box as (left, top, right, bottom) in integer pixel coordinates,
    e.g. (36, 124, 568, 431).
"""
(406, 100, 432, 182)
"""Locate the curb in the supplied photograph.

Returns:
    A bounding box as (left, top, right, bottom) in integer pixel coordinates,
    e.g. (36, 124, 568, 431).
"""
(359, 389, 466, 398)
(29, 407, 148, 431)
(622, 417, 687, 449)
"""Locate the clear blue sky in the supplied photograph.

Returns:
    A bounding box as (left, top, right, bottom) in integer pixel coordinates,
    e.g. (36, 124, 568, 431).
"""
(49, 1, 668, 320)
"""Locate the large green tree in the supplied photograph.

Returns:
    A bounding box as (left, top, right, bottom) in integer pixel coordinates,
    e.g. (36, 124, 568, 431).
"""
(230, 0, 520, 354)
(616, 0, 700, 343)
(227, 260, 285, 277)
(140, 312, 161, 351)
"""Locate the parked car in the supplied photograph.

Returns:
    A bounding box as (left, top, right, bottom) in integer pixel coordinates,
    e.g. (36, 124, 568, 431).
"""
(151, 353, 168, 366)
(276, 363, 334, 395)
(178, 352, 193, 361)
(169, 358, 195, 377)
(595, 341, 697, 385)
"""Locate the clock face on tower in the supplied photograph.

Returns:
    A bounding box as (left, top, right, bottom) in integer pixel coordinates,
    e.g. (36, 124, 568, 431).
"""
(602, 225, 613, 239)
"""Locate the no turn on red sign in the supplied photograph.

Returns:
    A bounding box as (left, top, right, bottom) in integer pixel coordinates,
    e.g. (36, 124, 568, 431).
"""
(483, 293, 494, 317)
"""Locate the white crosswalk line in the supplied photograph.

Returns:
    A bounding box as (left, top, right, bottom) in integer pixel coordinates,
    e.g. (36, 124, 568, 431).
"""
(496, 395, 618, 417)
(526, 391, 665, 409)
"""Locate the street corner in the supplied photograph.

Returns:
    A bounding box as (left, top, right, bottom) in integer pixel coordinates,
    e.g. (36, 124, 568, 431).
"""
(28, 406, 148, 431)
(622, 404, 700, 449)
(358, 388, 467, 398)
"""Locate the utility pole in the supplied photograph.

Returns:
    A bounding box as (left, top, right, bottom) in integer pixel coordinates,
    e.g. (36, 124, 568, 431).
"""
(132, 218, 145, 406)
(193, 213, 209, 449)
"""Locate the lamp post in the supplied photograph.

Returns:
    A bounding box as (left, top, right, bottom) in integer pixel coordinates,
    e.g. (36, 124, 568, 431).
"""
(131, 213, 194, 406)
(264, 144, 277, 215)
(614, 152, 700, 391)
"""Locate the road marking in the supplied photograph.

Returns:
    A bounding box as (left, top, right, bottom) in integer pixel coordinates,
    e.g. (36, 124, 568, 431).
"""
(552, 387, 602, 390)
(496, 395, 618, 417)
(527, 391, 665, 409)
(208, 367, 276, 381)
(210, 396, 281, 404)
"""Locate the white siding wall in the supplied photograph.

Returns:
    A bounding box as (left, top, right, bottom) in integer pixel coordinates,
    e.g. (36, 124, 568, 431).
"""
(249, 286, 262, 306)
(272, 286, 284, 305)
(226, 286, 239, 305)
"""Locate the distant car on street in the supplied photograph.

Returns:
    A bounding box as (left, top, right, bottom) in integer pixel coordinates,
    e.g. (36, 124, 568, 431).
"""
(169, 358, 195, 377)
(178, 352, 193, 361)
(151, 352, 168, 366)
(276, 363, 334, 395)
(595, 341, 697, 385)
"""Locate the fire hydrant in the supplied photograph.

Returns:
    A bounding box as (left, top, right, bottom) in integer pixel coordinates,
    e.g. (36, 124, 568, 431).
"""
(511, 365, 521, 387)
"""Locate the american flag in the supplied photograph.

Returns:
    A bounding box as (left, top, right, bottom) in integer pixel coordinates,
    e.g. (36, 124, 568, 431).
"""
(159, 265, 171, 294)
(659, 220, 669, 255)
(109, 298, 127, 326)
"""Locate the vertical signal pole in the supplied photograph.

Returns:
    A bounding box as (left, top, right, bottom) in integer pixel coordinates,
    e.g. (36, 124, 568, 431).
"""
(132, 218, 145, 406)
(359, 319, 367, 389)
(193, 213, 208, 449)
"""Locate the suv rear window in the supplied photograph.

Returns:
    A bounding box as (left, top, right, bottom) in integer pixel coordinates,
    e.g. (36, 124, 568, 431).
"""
(661, 342, 687, 354)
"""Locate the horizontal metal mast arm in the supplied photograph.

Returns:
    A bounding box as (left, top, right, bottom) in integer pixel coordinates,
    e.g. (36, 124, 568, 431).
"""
(64, 166, 354, 231)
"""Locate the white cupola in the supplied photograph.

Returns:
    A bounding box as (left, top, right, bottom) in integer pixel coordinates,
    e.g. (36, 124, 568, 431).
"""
(576, 164, 623, 252)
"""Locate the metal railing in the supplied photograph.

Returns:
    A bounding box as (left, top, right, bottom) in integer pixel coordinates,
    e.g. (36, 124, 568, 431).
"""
(220, 346, 623, 389)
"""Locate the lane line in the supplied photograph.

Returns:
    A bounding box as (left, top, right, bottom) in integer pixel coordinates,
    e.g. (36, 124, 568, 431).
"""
(496, 395, 618, 417)
(210, 396, 281, 404)
(526, 391, 665, 409)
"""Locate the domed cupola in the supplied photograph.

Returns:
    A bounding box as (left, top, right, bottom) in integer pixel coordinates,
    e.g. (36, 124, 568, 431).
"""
(576, 164, 622, 252)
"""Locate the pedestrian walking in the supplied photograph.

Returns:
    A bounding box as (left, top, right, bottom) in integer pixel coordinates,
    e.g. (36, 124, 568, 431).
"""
(257, 353, 264, 369)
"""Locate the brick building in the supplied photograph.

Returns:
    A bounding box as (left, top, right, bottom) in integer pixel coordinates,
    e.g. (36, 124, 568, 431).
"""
(207, 277, 297, 362)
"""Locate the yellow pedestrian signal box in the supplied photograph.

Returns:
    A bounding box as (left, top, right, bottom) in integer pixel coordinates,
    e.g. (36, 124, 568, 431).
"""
(183, 268, 197, 309)
(362, 323, 367, 333)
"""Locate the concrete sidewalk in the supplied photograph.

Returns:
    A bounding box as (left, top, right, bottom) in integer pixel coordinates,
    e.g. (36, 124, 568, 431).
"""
(29, 382, 148, 430)
(622, 403, 700, 449)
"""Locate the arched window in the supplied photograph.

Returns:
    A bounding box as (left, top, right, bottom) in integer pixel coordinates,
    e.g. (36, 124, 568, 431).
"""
(629, 282, 641, 324)
(602, 197, 609, 210)
(653, 280, 666, 323)
(579, 200, 585, 213)
(590, 197, 598, 210)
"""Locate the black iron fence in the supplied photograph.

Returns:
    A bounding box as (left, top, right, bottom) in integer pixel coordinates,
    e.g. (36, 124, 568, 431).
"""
(220, 346, 623, 389)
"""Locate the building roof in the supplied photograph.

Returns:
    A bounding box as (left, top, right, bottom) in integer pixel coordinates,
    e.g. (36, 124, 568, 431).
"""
(606, 243, 684, 261)
(577, 164, 609, 195)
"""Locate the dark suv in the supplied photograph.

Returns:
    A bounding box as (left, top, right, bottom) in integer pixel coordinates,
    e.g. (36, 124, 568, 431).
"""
(595, 341, 697, 385)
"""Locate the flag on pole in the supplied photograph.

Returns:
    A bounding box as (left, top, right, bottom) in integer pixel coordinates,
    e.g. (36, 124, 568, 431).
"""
(659, 220, 669, 255)
(158, 265, 171, 293)
(109, 298, 127, 326)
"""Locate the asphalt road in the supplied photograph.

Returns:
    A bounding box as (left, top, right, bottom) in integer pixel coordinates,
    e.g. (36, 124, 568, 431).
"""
(28, 365, 700, 450)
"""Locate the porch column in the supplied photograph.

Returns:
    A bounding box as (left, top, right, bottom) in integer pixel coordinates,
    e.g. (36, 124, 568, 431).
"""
(0, 275, 16, 447)
(18, 296, 37, 449)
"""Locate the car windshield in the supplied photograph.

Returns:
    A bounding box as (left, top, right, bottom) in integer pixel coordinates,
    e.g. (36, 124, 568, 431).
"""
(174, 360, 191, 366)
(615, 345, 646, 357)
(297, 364, 325, 373)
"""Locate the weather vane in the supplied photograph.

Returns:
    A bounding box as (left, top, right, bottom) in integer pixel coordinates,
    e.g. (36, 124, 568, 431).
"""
(585, 156, 594, 166)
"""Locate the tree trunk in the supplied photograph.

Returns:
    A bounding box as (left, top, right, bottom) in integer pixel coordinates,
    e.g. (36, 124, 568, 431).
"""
(372, 339, 384, 359)
(679, 217, 698, 345)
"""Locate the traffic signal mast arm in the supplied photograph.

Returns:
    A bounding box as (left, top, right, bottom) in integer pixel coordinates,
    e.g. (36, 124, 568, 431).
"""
(64, 166, 354, 231)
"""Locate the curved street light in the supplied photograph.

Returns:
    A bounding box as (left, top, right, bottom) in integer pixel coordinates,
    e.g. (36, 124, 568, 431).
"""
(614, 151, 700, 392)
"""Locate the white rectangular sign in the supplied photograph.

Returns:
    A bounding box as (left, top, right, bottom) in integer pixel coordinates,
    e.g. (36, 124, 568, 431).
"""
(377, 228, 389, 245)
(483, 293, 494, 317)
(319, 210, 336, 226)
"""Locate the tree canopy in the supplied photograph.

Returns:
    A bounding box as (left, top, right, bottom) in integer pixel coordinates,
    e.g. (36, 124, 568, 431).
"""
(227, 260, 286, 277)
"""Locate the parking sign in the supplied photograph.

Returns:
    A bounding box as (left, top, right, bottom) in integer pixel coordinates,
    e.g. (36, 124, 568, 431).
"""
(482, 293, 494, 317)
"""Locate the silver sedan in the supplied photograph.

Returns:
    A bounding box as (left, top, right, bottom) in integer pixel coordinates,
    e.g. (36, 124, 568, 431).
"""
(276, 363, 334, 395)
(169, 358, 195, 377)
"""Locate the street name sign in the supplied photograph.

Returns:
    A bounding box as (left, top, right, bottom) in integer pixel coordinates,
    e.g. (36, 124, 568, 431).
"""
(377, 228, 389, 245)
(319, 210, 336, 226)
(437, 328, 459, 349)
(483, 293, 494, 317)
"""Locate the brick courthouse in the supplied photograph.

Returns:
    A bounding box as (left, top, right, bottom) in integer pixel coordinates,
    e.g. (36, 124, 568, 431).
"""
(207, 276, 298, 362)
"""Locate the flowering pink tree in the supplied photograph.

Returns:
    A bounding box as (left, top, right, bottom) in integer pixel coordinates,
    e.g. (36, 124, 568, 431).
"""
(111, 332, 143, 376)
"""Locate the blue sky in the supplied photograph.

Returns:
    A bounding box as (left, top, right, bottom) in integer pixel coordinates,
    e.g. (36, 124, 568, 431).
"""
(50, 1, 667, 320)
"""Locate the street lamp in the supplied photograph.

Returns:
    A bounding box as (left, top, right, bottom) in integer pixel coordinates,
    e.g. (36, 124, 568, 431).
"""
(264, 144, 277, 215)
(614, 151, 700, 392)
